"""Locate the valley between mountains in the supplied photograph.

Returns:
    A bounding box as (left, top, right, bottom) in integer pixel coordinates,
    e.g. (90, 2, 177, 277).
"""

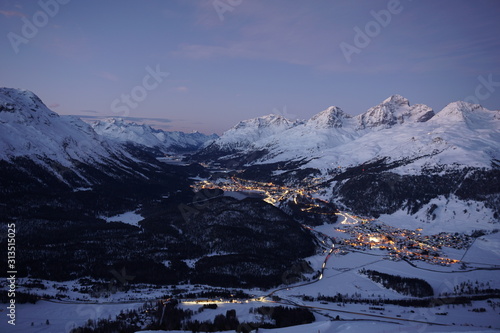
(0, 88, 499, 332)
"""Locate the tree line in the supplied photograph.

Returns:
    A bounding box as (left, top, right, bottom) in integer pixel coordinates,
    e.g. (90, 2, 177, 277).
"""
(359, 268, 434, 297)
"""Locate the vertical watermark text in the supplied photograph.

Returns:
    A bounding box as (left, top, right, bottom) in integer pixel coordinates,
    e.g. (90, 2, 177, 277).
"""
(6, 223, 17, 326)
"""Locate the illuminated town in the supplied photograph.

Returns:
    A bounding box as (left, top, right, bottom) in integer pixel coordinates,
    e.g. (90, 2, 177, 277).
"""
(334, 218, 467, 266)
(194, 177, 470, 267)
(192, 176, 320, 205)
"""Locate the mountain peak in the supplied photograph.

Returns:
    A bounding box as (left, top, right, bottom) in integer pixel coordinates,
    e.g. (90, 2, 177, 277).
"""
(357, 95, 433, 129)
(234, 114, 298, 130)
(443, 101, 483, 113)
(0, 87, 58, 119)
(429, 101, 499, 129)
(434, 101, 483, 121)
(382, 94, 410, 106)
(308, 106, 351, 128)
(0, 88, 60, 123)
(0, 87, 41, 102)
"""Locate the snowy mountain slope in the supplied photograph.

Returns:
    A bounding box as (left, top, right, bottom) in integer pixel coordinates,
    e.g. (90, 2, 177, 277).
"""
(0, 88, 186, 192)
(250, 108, 361, 163)
(0, 88, 114, 165)
(91, 118, 217, 153)
(200, 114, 302, 154)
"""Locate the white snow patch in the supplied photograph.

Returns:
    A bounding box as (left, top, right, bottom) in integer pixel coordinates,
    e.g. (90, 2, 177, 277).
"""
(73, 187, 92, 192)
(104, 211, 143, 227)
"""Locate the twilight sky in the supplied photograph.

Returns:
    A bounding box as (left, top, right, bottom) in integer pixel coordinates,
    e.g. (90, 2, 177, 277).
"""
(1, 0, 499, 134)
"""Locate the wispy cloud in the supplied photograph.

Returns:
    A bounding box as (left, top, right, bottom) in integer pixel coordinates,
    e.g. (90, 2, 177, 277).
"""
(48, 103, 60, 108)
(175, 86, 189, 93)
(0, 10, 25, 17)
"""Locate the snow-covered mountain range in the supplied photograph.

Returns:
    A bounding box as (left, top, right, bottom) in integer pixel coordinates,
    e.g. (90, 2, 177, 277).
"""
(91, 118, 217, 153)
(198, 94, 499, 172)
(2, 88, 498, 227)
(194, 95, 500, 224)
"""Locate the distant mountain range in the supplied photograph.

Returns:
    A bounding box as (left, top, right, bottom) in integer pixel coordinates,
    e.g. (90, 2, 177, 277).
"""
(91, 118, 218, 154)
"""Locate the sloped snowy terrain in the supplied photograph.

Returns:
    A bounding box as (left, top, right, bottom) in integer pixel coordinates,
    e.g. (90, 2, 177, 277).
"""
(0, 89, 116, 167)
(0, 88, 162, 188)
(208, 114, 301, 151)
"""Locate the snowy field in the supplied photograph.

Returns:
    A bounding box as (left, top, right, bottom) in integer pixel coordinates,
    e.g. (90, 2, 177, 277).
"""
(0, 300, 144, 333)
(2, 297, 498, 333)
(138, 323, 498, 333)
